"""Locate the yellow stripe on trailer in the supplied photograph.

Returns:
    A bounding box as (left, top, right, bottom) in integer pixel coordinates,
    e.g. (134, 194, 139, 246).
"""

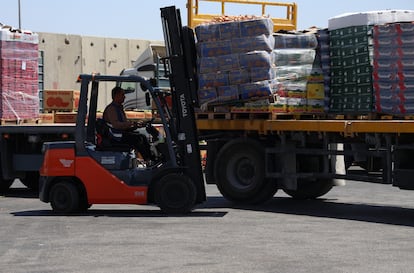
(197, 119, 414, 136)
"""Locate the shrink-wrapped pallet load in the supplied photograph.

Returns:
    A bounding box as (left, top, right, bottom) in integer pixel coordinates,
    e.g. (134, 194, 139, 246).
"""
(327, 10, 414, 115)
(316, 29, 331, 112)
(0, 25, 39, 121)
(271, 33, 322, 113)
(373, 22, 414, 115)
(195, 17, 275, 106)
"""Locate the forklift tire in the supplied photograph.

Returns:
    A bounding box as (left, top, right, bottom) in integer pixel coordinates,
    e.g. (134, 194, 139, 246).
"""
(49, 180, 80, 213)
(214, 139, 266, 203)
(155, 173, 196, 214)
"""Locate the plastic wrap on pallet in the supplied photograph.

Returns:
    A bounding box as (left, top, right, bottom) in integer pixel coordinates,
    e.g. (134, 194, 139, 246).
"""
(373, 22, 414, 115)
(198, 88, 218, 105)
(239, 80, 274, 100)
(273, 49, 316, 66)
(197, 40, 232, 57)
(239, 50, 273, 68)
(250, 67, 276, 82)
(0, 27, 39, 120)
(274, 33, 318, 49)
(328, 10, 414, 30)
(307, 99, 325, 113)
(198, 56, 218, 74)
(239, 18, 273, 37)
(231, 35, 275, 54)
(195, 18, 273, 42)
(218, 53, 240, 71)
(198, 72, 229, 89)
(229, 69, 249, 85)
(217, 85, 239, 102)
(275, 64, 313, 81)
(197, 34, 274, 57)
(277, 80, 308, 93)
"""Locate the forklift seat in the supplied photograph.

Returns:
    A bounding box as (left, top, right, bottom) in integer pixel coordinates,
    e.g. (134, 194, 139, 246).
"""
(95, 118, 131, 152)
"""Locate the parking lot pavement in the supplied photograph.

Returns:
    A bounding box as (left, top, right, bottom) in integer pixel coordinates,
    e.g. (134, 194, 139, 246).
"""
(1, 180, 414, 273)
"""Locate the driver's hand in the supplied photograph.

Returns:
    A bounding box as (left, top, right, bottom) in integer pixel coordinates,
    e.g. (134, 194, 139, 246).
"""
(134, 121, 144, 128)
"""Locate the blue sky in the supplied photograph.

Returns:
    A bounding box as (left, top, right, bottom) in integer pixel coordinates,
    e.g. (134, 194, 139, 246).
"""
(0, 0, 413, 40)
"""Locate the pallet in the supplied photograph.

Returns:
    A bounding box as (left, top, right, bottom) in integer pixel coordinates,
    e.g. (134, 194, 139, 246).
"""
(0, 118, 40, 125)
(196, 112, 231, 120)
(197, 111, 327, 120)
(329, 113, 414, 120)
(270, 113, 326, 120)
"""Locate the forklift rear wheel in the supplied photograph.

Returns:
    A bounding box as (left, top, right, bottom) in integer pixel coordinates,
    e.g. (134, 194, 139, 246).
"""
(155, 173, 196, 214)
(283, 155, 333, 199)
(50, 180, 80, 213)
(215, 139, 267, 203)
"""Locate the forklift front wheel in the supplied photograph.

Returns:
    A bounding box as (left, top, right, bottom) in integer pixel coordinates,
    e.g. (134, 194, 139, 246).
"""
(155, 173, 196, 215)
(49, 180, 80, 213)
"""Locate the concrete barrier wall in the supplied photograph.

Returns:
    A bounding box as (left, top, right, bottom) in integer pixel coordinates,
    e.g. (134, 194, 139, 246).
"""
(38, 32, 163, 111)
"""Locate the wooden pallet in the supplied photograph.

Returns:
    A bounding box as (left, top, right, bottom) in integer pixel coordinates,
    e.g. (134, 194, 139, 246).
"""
(196, 112, 231, 120)
(231, 112, 273, 120)
(197, 111, 327, 120)
(0, 118, 40, 125)
(270, 113, 326, 120)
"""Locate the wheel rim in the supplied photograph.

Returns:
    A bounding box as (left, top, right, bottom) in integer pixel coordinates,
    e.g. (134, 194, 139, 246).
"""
(53, 187, 71, 210)
(227, 154, 258, 190)
(161, 182, 188, 209)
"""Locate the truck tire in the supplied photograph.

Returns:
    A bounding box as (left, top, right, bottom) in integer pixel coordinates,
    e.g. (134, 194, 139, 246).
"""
(49, 180, 80, 213)
(155, 173, 196, 214)
(283, 155, 333, 199)
(20, 171, 40, 190)
(215, 139, 267, 203)
(247, 180, 278, 205)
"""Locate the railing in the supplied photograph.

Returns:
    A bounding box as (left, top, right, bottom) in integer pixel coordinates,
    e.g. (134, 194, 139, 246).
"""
(187, 0, 297, 32)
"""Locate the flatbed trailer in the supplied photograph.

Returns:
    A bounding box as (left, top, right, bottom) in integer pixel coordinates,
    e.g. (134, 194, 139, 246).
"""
(0, 123, 75, 191)
(198, 117, 414, 203)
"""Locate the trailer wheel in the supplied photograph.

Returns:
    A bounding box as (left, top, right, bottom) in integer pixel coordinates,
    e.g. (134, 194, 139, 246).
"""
(283, 155, 333, 199)
(247, 180, 278, 205)
(155, 173, 196, 214)
(20, 171, 40, 190)
(215, 139, 267, 202)
(49, 180, 80, 213)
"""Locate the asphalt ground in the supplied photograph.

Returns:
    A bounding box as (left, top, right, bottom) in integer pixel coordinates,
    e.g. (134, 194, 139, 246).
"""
(1, 179, 414, 273)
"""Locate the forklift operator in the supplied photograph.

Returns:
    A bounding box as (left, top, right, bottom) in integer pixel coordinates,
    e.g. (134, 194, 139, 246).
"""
(103, 86, 153, 161)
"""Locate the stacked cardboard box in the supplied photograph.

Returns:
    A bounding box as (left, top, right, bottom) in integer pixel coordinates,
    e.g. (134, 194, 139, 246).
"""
(328, 25, 373, 114)
(0, 27, 39, 120)
(43, 89, 80, 112)
(373, 23, 414, 114)
(195, 18, 275, 106)
(327, 10, 414, 115)
(316, 29, 331, 112)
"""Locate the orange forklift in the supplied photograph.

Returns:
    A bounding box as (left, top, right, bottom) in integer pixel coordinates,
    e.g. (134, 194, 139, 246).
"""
(39, 7, 206, 214)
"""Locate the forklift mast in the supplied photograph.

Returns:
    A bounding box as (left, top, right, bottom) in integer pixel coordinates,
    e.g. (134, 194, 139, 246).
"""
(160, 6, 205, 202)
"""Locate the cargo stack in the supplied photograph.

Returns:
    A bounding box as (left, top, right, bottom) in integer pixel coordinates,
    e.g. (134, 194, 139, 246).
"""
(195, 17, 275, 107)
(328, 25, 373, 114)
(316, 29, 331, 112)
(327, 10, 414, 115)
(373, 23, 414, 115)
(271, 32, 321, 113)
(0, 26, 39, 121)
